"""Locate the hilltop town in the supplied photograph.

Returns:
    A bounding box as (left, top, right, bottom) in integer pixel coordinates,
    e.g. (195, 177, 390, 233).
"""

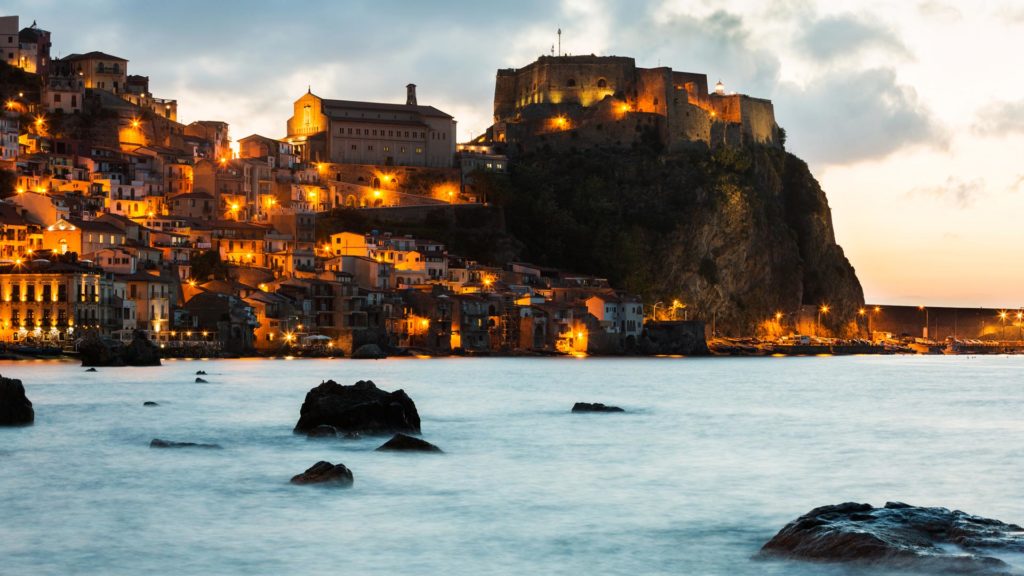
(0, 15, 731, 358)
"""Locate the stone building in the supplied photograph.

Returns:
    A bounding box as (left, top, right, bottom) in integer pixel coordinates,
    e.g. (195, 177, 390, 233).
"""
(0, 259, 115, 343)
(63, 51, 127, 94)
(489, 55, 778, 151)
(285, 85, 456, 168)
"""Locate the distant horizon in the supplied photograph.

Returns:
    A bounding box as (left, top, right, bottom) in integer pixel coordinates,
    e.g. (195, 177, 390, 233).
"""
(6, 0, 1022, 307)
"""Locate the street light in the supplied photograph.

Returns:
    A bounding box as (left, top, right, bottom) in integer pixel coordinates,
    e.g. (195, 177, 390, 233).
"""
(919, 306, 929, 339)
(817, 304, 830, 337)
(651, 301, 664, 322)
(999, 311, 1008, 341)
(1017, 311, 1023, 342)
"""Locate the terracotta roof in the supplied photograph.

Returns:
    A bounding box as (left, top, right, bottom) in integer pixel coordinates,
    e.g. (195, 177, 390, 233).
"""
(321, 98, 453, 119)
(64, 51, 127, 62)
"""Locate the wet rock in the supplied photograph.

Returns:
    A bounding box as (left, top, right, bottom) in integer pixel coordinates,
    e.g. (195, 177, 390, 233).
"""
(375, 433, 442, 453)
(290, 461, 354, 487)
(758, 502, 1024, 574)
(351, 344, 386, 359)
(0, 375, 33, 426)
(85, 367, 97, 372)
(195, 377, 208, 383)
(80, 329, 161, 367)
(307, 424, 338, 438)
(143, 401, 159, 407)
(572, 402, 624, 413)
(196, 370, 207, 375)
(294, 379, 420, 435)
(150, 438, 222, 449)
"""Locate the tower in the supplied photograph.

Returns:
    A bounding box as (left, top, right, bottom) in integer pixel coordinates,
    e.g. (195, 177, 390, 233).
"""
(406, 83, 417, 106)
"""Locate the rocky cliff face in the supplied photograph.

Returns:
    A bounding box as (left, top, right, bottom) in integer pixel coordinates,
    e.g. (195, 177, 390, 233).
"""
(489, 144, 864, 336)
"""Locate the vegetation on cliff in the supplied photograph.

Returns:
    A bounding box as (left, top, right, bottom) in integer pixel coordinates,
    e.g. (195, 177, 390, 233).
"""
(478, 144, 864, 336)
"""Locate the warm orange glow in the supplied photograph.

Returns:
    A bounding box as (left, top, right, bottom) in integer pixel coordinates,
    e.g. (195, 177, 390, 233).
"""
(819, 304, 830, 314)
(188, 279, 196, 287)
(999, 311, 1008, 321)
(218, 157, 227, 165)
(15, 187, 24, 194)
(618, 103, 631, 114)
(130, 118, 140, 129)
(4, 100, 14, 110)
(230, 203, 240, 211)
(34, 115, 44, 127)
(13, 258, 21, 265)
(874, 306, 881, 313)
(373, 189, 381, 198)
(858, 308, 866, 316)
(775, 311, 783, 321)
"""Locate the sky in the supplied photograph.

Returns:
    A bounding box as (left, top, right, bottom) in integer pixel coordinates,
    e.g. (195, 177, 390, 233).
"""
(4, 0, 1023, 307)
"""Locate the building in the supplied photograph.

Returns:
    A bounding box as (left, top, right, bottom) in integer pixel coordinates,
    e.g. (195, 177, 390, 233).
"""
(0, 258, 115, 343)
(489, 55, 778, 151)
(63, 51, 128, 94)
(42, 217, 126, 256)
(0, 16, 18, 68)
(17, 21, 50, 76)
(285, 85, 456, 168)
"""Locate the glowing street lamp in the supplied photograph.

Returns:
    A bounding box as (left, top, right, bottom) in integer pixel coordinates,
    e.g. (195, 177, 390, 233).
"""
(999, 310, 1008, 341)
(816, 304, 830, 337)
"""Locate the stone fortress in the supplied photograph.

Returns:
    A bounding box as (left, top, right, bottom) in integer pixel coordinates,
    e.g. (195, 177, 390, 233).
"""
(483, 55, 779, 152)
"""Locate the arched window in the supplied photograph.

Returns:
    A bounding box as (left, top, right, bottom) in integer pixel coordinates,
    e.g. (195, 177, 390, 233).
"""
(566, 78, 576, 87)
(597, 78, 607, 88)
(372, 177, 381, 188)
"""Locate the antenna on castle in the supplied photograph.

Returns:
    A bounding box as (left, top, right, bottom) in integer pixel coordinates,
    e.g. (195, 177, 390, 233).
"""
(557, 28, 561, 57)
(550, 44, 554, 56)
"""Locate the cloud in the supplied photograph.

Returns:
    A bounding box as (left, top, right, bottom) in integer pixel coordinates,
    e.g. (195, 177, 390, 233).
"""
(917, 1, 963, 20)
(972, 100, 1024, 137)
(797, 13, 909, 62)
(1011, 174, 1024, 193)
(908, 176, 986, 207)
(776, 68, 946, 165)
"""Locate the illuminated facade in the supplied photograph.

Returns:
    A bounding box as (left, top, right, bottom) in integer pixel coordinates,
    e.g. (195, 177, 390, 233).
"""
(0, 260, 115, 343)
(63, 51, 128, 94)
(286, 86, 456, 168)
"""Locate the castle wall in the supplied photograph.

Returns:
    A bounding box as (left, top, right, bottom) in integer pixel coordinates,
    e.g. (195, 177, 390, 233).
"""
(635, 67, 672, 116)
(739, 97, 777, 145)
(493, 71, 517, 123)
(493, 56, 635, 121)
(666, 101, 712, 149)
(671, 71, 709, 106)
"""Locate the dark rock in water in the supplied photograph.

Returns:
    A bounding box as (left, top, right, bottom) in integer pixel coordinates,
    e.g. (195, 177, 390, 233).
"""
(294, 379, 420, 435)
(290, 461, 354, 487)
(85, 367, 97, 372)
(351, 343, 386, 359)
(758, 502, 1024, 574)
(0, 375, 33, 426)
(196, 370, 207, 375)
(195, 377, 208, 383)
(143, 401, 159, 407)
(376, 433, 442, 453)
(341, 431, 362, 440)
(307, 424, 338, 438)
(80, 329, 161, 367)
(572, 402, 624, 413)
(150, 438, 221, 449)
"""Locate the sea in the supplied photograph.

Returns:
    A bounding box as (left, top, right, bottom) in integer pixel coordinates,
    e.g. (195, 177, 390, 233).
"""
(2, 355, 1024, 575)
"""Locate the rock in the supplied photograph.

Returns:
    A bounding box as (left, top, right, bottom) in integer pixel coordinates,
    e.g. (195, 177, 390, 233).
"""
(196, 370, 207, 375)
(195, 377, 208, 383)
(85, 367, 97, 372)
(572, 402, 624, 413)
(375, 433, 442, 453)
(143, 401, 159, 406)
(758, 502, 1024, 573)
(351, 343, 386, 359)
(0, 375, 33, 426)
(306, 424, 338, 438)
(290, 461, 354, 487)
(150, 438, 222, 449)
(80, 329, 161, 367)
(294, 379, 420, 435)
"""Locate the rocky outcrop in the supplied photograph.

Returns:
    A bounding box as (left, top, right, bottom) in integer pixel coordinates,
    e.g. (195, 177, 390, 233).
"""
(0, 375, 33, 426)
(290, 461, 354, 487)
(150, 438, 222, 449)
(294, 380, 420, 435)
(80, 329, 161, 367)
(195, 377, 208, 383)
(143, 401, 159, 407)
(639, 321, 709, 355)
(351, 344, 386, 359)
(376, 433, 442, 453)
(491, 146, 865, 336)
(759, 502, 1024, 573)
(572, 402, 624, 413)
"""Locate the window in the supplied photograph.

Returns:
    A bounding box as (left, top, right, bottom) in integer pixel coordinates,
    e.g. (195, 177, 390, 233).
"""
(351, 144, 357, 150)
(598, 78, 607, 88)
(367, 145, 373, 151)
(54, 94, 61, 103)
(567, 78, 577, 87)
(383, 146, 390, 152)
(415, 147, 422, 154)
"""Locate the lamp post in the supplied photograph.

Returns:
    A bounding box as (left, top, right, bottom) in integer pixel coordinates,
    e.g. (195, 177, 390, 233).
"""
(816, 304, 829, 337)
(918, 306, 928, 339)
(1016, 311, 1023, 342)
(999, 311, 1008, 341)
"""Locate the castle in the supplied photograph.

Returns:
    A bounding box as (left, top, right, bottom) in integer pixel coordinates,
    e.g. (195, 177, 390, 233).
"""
(484, 55, 779, 152)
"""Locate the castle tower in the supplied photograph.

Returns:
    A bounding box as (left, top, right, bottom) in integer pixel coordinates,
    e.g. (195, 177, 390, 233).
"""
(715, 80, 725, 95)
(406, 84, 417, 106)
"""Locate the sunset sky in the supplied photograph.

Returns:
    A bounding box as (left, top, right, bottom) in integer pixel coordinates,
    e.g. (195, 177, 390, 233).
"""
(8, 0, 1022, 307)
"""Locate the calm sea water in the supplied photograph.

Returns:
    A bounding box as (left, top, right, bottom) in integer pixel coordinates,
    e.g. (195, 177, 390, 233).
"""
(2, 355, 1024, 575)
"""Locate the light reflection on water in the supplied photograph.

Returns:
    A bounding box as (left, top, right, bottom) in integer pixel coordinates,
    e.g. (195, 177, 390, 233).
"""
(1, 355, 1024, 575)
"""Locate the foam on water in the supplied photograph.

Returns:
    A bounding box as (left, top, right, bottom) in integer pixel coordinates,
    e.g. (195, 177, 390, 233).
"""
(2, 355, 1024, 575)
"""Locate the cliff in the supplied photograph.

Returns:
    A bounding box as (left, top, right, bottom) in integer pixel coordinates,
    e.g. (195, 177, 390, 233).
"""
(481, 144, 864, 336)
